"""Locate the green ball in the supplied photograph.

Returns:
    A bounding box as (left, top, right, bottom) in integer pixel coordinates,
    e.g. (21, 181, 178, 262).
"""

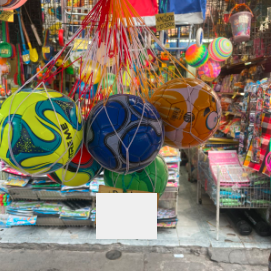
(102, 73, 117, 95)
(104, 155, 168, 196)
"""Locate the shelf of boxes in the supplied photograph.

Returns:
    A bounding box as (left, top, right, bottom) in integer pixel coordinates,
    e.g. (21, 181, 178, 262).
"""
(0, 165, 98, 227)
(157, 146, 180, 228)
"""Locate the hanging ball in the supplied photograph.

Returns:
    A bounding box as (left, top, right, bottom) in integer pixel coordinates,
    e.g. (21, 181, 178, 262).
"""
(150, 78, 221, 149)
(80, 61, 101, 85)
(198, 59, 221, 82)
(104, 154, 168, 196)
(48, 144, 102, 186)
(196, 28, 204, 47)
(84, 94, 165, 174)
(208, 37, 233, 62)
(0, 88, 83, 174)
(185, 44, 209, 68)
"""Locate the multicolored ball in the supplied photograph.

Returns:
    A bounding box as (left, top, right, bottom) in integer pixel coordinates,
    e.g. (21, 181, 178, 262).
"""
(198, 59, 221, 82)
(185, 44, 209, 68)
(208, 37, 232, 62)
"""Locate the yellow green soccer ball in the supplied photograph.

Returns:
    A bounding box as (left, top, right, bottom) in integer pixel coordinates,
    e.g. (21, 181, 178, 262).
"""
(0, 88, 83, 174)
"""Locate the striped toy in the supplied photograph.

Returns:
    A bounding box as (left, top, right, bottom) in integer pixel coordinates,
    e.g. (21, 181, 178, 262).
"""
(208, 37, 232, 62)
(185, 44, 209, 68)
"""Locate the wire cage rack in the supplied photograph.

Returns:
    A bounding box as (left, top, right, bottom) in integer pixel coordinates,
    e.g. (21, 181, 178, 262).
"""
(204, 0, 271, 62)
(198, 149, 271, 209)
(61, 0, 98, 41)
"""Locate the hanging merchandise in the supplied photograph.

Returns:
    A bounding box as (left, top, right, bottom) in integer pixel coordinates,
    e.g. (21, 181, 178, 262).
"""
(42, 29, 54, 63)
(128, 0, 158, 26)
(196, 27, 204, 47)
(0, 22, 12, 58)
(185, 44, 209, 68)
(150, 78, 221, 148)
(159, 0, 207, 24)
(0, 0, 224, 233)
(208, 37, 233, 62)
(198, 59, 221, 82)
(242, 80, 271, 176)
(1, 0, 28, 10)
(6, 22, 16, 59)
(23, 5, 42, 47)
(80, 61, 101, 85)
(18, 44, 25, 85)
(0, 88, 83, 175)
(102, 73, 117, 95)
(48, 144, 102, 187)
(20, 11, 38, 63)
(84, 94, 165, 174)
(104, 154, 168, 195)
(229, 4, 253, 43)
(17, 9, 30, 64)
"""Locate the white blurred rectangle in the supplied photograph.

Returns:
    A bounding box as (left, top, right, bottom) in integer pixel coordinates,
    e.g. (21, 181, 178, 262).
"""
(96, 193, 157, 239)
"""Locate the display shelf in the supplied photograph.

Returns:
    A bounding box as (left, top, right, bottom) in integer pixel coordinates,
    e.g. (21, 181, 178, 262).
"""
(207, 137, 239, 143)
(222, 111, 241, 117)
(35, 217, 94, 227)
(220, 56, 271, 75)
(197, 150, 271, 241)
(217, 92, 244, 97)
(158, 146, 180, 228)
(8, 187, 95, 201)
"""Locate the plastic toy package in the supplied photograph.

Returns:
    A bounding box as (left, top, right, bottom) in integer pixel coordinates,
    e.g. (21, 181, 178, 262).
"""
(6, 215, 37, 226)
(33, 203, 62, 215)
(159, 146, 179, 157)
(90, 178, 105, 193)
(0, 214, 10, 228)
(4, 176, 30, 187)
(250, 83, 264, 164)
(60, 207, 91, 220)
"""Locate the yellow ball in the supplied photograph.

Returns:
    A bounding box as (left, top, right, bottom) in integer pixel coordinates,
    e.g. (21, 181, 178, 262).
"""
(0, 88, 83, 174)
(150, 78, 221, 148)
(80, 61, 102, 85)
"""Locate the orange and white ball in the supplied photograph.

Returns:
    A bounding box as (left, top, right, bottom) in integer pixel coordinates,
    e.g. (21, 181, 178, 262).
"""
(150, 78, 221, 148)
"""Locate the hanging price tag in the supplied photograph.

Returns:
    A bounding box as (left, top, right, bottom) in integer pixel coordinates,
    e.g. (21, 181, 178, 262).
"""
(1, 49, 9, 55)
(0, 11, 14, 22)
(162, 63, 167, 68)
(42, 47, 50, 53)
(155, 12, 175, 31)
(165, 44, 170, 48)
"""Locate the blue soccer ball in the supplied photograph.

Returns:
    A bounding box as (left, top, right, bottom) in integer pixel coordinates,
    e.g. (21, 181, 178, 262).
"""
(85, 94, 164, 173)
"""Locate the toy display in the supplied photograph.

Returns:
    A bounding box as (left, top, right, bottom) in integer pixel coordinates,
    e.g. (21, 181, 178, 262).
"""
(0, 88, 83, 175)
(48, 144, 102, 186)
(104, 154, 168, 196)
(185, 44, 209, 68)
(85, 94, 165, 173)
(229, 4, 253, 43)
(198, 59, 221, 82)
(208, 37, 233, 62)
(1, 0, 28, 10)
(150, 78, 221, 148)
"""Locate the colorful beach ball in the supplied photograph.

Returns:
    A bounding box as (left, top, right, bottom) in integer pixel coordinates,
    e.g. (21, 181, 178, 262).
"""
(185, 44, 209, 68)
(208, 38, 232, 62)
(198, 59, 221, 82)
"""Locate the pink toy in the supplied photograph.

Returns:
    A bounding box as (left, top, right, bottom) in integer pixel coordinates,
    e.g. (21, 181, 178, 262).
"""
(198, 59, 221, 82)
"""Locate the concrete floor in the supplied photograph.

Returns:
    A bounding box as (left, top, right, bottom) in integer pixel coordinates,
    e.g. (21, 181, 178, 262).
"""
(0, 167, 271, 249)
(0, 248, 267, 271)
